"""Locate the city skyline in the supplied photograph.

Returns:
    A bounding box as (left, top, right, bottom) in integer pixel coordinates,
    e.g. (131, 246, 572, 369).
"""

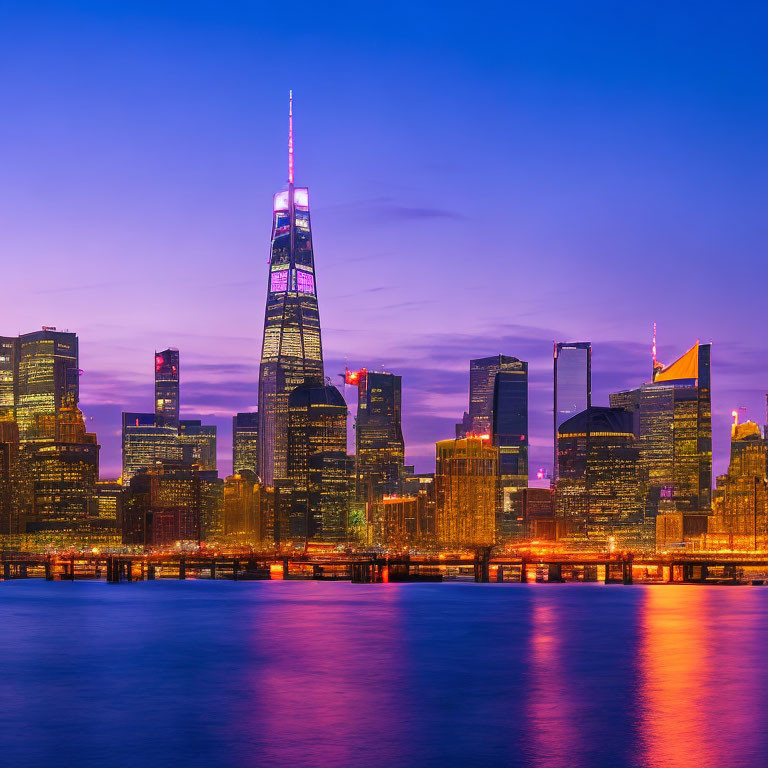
(2, 3, 767, 479)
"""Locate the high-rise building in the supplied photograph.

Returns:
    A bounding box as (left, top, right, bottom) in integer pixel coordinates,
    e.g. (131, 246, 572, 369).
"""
(259, 93, 324, 486)
(347, 368, 405, 502)
(707, 416, 767, 550)
(435, 435, 498, 547)
(25, 395, 99, 541)
(232, 412, 259, 476)
(0, 337, 15, 421)
(456, 355, 522, 438)
(0, 329, 79, 443)
(611, 342, 712, 520)
(179, 420, 217, 471)
(283, 380, 348, 543)
(223, 472, 260, 541)
(122, 412, 181, 483)
(555, 406, 640, 547)
(0, 418, 23, 535)
(122, 349, 217, 482)
(122, 460, 223, 546)
(154, 348, 179, 428)
(553, 342, 591, 482)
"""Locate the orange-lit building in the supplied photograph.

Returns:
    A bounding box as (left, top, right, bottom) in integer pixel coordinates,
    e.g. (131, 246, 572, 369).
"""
(705, 417, 767, 550)
(435, 435, 498, 547)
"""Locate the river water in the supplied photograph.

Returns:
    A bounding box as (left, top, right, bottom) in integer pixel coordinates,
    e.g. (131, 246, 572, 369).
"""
(0, 581, 766, 767)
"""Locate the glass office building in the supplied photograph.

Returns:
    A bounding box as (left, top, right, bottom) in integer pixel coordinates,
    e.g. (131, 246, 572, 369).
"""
(284, 381, 348, 543)
(232, 412, 259, 477)
(258, 96, 324, 486)
(610, 341, 712, 520)
(553, 342, 591, 481)
(154, 348, 180, 428)
(351, 369, 405, 502)
(1, 329, 80, 443)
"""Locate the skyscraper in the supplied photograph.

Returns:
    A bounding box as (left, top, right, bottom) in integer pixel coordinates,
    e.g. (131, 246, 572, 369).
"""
(435, 435, 498, 547)
(284, 380, 348, 542)
(25, 395, 99, 542)
(179, 420, 217, 471)
(348, 368, 405, 502)
(555, 406, 640, 547)
(455, 356, 517, 438)
(154, 348, 179, 428)
(0, 418, 22, 535)
(708, 416, 767, 550)
(1, 329, 80, 443)
(0, 337, 15, 421)
(258, 92, 324, 486)
(232, 412, 259, 476)
(122, 349, 217, 482)
(493, 363, 528, 482)
(492, 362, 529, 539)
(610, 341, 712, 520)
(553, 342, 591, 481)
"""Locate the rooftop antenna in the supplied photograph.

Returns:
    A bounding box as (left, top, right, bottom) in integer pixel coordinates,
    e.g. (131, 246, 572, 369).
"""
(652, 322, 663, 381)
(288, 89, 294, 186)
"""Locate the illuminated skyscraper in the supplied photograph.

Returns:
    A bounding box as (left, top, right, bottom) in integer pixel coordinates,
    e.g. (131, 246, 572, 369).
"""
(179, 420, 217, 471)
(553, 342, 591, 481)
(708, 416, 767, 550)
(347, 368, 405, 502)
(122, 460, 223, 546)
(555, 406, 640, 547)
(0, 337, 15, 421)
(122, 412, 181, 483)
(258, 92, 324, 486)
(493, 363, 528, 475)
(436, 436, 498, 547)
(610, 341, 712, 520)
(284, 380, 348, 542)
(122, 349, 217, 481)
(4, 329, 79, 443)
(26, 395, 99, 541)
(456, 355, 521, 438)
(0, 418, 23, 535)
(232, 412, 259, 476)
(154, 348, 179, 428)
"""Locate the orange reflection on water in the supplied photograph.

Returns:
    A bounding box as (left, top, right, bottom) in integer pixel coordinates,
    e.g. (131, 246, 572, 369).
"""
(637, 586, 764, 768)
(527, 594, 585, 768)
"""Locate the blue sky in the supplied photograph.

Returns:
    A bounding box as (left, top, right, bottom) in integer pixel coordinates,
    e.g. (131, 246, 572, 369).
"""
(1, 1, 766, 477)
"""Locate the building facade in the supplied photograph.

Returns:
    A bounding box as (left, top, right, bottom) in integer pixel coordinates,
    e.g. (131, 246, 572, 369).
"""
(154, 348, 179, 428)
(492, 361, 529, 538)
(553, 342, 591, 481)
(283, 381, 348, 543)
(0, 329, 79, 443)
(349, 369, 405, 503)
(436, 436, 498, 547)
(232, 412, 259, 477)
(611, 342, 712, 521)
(456, 355, 522, 438)
(258, 95, 324, 486)
(556, 406, 640, 547)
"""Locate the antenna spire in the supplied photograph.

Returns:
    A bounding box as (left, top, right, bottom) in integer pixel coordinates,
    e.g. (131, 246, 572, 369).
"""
(651, 322, 664, 381)
(288, 89, 294, 185)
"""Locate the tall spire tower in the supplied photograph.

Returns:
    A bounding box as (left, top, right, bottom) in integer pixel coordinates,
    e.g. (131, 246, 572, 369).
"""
(258, 93, 324, 486)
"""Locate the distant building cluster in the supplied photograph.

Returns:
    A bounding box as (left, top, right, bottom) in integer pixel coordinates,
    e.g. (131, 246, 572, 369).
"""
(1, 105, 766, 555)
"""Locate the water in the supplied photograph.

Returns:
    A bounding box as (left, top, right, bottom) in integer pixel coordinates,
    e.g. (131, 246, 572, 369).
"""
(0, 581, 766, 768)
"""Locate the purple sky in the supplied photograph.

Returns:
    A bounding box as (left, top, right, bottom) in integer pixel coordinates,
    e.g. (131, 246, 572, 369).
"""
(1, 2, 767, 479)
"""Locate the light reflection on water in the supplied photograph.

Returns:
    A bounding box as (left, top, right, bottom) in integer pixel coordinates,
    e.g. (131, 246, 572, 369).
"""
(0, 581, 766, 768)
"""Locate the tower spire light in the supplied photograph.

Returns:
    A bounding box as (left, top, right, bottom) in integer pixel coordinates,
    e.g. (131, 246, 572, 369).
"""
(288, 89, 294, 185)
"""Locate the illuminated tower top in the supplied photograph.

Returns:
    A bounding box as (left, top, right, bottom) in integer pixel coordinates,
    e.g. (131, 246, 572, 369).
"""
(288, 89, 294, 185)
(258, 92, 324, 486)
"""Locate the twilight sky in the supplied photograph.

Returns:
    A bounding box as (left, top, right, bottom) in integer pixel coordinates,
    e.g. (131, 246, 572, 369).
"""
(1, 1, 767, 479)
